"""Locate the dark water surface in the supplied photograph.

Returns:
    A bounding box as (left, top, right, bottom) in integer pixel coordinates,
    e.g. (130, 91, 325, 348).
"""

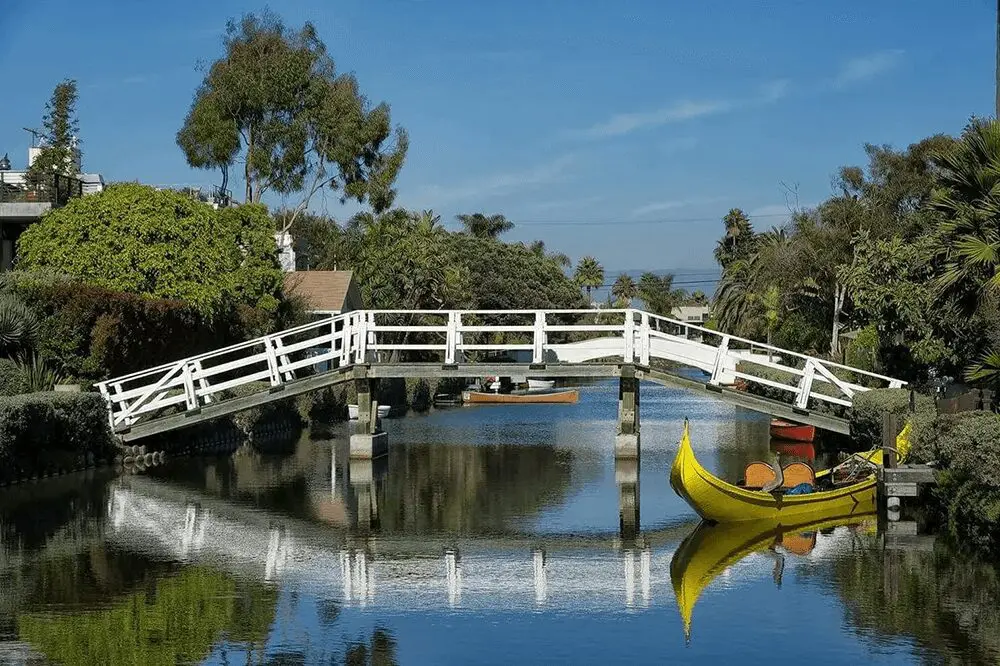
(1, 380, 999, 665)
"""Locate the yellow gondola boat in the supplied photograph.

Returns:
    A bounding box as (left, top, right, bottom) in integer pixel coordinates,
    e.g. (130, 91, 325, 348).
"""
(670, 512, 878, 641)
(668, 420, 905, 524)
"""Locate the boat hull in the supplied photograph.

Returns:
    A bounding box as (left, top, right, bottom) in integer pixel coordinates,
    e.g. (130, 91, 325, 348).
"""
(461, 389, 579, 404)
(669, 422, 877, 524)
(769, 419, 816, 442)
(526, 379, 555, 391)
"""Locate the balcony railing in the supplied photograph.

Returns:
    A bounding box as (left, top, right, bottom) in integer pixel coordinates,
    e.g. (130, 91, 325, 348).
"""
(0, 172, 84, 207)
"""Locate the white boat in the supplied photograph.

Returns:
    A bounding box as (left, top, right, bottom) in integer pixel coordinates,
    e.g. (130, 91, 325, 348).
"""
(348, 404, 391, 420)
(527, 379, 555, 391)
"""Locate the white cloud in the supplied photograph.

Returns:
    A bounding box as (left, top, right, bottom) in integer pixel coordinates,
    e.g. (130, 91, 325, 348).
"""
(631, 200, 690, 217)
(573, 79, 790, 140)
(832, 50, 904, 88)
(520, 195, 604, 214)
(631, 196, 727, 218)
(411, 154, 578, 205)
(749, 202, 816, 219)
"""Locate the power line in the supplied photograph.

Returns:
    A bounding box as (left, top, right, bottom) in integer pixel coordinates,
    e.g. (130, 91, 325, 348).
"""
(507, 212, 791, 227)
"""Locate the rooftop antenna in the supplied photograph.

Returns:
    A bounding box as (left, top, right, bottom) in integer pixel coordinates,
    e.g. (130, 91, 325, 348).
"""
(22, 127, 43, 147)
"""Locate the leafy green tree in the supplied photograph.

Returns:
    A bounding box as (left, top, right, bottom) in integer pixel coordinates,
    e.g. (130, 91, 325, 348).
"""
(24, 80, 80, 188)
(528, 239, 570, 267)
(17, 184, 284, 314)
(611, 274, 637, 307)
(455, 212, 514, 239)
(177, 10, 408, 221)
(573, 256, 604, 303)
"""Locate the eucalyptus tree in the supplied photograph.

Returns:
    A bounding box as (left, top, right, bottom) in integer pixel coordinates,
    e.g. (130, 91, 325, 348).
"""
(177, 10, 408, 229)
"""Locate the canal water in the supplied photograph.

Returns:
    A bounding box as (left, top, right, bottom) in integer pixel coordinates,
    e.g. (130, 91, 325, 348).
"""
(1, 380, 998, 664)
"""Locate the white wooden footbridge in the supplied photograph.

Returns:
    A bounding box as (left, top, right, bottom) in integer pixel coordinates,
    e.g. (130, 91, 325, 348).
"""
(95, 309, 904, 443)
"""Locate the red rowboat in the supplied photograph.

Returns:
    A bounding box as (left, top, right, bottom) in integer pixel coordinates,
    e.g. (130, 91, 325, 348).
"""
(770, 440, 816, 461)
(769, 418, 816, 442)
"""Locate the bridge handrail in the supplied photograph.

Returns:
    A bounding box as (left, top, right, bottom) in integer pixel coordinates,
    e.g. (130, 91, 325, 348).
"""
(641, 311, 902, 384)
(95, 307, 906, 434)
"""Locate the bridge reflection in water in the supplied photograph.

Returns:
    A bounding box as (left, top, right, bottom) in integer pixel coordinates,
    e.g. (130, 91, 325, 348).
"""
(106, 450, 687, 612)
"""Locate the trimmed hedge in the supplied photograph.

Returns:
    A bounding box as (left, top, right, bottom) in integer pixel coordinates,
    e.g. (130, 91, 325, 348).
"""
(0, 392, 116, 480)
(909, 410, 1000, 556)
(850, 388, 935, 450)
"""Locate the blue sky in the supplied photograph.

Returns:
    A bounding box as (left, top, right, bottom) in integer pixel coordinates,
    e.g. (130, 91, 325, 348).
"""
(0, 0, 995, 274)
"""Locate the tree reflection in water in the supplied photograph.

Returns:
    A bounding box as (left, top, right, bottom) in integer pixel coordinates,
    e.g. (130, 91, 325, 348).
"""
(818, 535, 1000, 664)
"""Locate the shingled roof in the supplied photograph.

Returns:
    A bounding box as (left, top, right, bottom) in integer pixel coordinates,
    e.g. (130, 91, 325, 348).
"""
(283, 271, 361, 314)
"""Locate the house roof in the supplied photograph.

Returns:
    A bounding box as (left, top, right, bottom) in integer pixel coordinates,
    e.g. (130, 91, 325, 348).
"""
(283, 271, 356, 313)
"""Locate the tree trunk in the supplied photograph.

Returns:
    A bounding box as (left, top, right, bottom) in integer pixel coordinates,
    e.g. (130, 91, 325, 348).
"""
(830, 282, 846, 357)
(245, 124, 255, 203)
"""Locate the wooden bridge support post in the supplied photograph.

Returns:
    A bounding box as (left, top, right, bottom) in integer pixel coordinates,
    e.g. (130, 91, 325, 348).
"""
(616, 457, 640, 541)
(616, 364, 640, 459)
(350, 370, 388, 459)
(349, 458, 381, 532)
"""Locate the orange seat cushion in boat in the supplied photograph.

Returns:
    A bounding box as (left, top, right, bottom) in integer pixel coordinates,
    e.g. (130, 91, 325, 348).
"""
(780, 531, 817, 555)
(780, 462, 816, 489)
(744, 462, 777, 489)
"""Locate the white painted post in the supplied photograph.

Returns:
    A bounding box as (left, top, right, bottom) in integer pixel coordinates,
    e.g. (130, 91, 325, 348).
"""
(192, 360, 213, 404)
(182, 362, 198, 409)
(355, 313, 368, 364)
(455, 312, 465, 363)
(366, 312, 377, 363)
(339, 317, 352, 367)
(273, 337, 296, 382)
(796, 360, 816, 410)
(533, 312, 546, 364)
(639, 313, 651, 366)
(446, 311, 458, 364)
(623, 310, 635, 363)
(709, 336, 731, 385)
(262, 336, 282, 386)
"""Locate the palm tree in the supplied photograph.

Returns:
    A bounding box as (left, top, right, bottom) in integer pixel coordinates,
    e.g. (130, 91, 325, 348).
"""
(0, 294, 38, 358)
(930, 117, 1000, 316)
(456, 212, 514, 239)
(714, 208, 756, 269)
(611, 274, 637, 307)
(573, 256, 604, 304)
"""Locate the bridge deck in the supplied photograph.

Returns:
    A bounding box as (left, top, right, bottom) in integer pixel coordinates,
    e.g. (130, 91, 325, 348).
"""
(98, 309, 899, 441)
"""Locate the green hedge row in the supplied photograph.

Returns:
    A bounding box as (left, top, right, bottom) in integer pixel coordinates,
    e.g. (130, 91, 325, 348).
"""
(0, 359, 28, 397)
(849, 388, 935, 451)
(904, 409, 1000, 556)
(0, 392, 116, 481)
(0, 272, 278, 381)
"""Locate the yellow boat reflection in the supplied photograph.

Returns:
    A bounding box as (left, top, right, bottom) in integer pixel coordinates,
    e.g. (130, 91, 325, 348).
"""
(669, 513, 877, 641)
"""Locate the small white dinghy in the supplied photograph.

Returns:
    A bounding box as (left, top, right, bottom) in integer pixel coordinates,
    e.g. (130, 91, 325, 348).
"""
(527, 379, 555, 391)
(348, 404, 391, 420)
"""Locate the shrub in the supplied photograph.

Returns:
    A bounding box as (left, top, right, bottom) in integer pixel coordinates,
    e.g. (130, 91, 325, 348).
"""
(0, 392, 115, 478)
(850, 388, 935, 450)
(0, 358, 28, 396)
(2, 272, 272, 381)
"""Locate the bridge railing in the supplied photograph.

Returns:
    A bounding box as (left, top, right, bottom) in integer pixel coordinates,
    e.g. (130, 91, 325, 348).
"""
(95, 308, 905, 432)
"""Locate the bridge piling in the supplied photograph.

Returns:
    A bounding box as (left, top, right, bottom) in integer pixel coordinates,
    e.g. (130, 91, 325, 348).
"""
(615, 364, 640, 459)
(350, 371, 388, 459)
(616, 457, 640, 540)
